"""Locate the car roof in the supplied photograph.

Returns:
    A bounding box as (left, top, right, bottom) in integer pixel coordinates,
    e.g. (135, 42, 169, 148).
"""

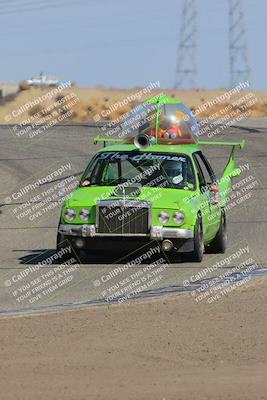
(95, 143, 200, 156)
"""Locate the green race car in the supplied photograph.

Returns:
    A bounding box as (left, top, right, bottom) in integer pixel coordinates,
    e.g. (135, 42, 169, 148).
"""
(57, 96, 244, 262)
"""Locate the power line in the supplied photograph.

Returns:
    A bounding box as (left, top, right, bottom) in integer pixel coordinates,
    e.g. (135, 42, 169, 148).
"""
(0, 0, 91, 16)
(0, 9, 178, 36)
(0, 0, 65, 8)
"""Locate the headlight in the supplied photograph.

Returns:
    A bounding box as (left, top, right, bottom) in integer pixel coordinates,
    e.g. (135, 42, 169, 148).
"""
(79, 208, 90, 221)
(173, 211, 185, 225)
(64, 208, 76, 221)
(158, 211, 170, 224)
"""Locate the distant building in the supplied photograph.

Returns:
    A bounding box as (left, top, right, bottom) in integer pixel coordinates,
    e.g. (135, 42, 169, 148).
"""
(26, 72, 60, 87)
(0, 82, 19, 97)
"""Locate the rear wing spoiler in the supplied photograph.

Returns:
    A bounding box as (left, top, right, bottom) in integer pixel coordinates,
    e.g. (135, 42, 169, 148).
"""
(93, 136, 125, 147)
(199, 139, 245, 178)
(199, 140, 246, 206)
(198, 140, 245, 150)
(93, 137, 246, 150)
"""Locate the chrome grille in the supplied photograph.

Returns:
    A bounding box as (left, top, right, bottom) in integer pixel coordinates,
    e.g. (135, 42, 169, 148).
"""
(97, 200, 150, 235)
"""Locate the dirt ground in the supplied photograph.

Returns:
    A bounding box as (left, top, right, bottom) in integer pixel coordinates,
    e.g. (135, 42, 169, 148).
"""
(1, 86, 267, 124)
(0, 277, 266, 400)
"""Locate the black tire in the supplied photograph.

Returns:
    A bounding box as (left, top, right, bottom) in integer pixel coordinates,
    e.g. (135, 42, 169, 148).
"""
(56, 231, 64, 251)
(56, 232, 79, 262)
(208, 210, 227, 253)
(190, 214, 204, 262)
(167, 250, 182, 263)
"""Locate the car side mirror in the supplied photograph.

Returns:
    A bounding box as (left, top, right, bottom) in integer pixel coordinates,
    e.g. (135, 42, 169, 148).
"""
(210, 184, 219, 193)
(209, 183, 219, 204)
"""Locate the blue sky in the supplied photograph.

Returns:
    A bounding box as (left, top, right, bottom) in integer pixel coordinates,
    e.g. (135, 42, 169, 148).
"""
(0, 0, 266, 89)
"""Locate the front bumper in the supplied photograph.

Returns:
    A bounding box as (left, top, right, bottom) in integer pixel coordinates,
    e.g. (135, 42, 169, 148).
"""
(58, 224, 193, 240)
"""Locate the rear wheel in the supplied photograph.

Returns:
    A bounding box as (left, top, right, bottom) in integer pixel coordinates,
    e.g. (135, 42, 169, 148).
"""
(208, 210, 227, 253)
(190, 214, 204, 262)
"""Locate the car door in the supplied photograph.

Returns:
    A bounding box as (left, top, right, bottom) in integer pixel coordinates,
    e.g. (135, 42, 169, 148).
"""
(193, 151, 220, 241)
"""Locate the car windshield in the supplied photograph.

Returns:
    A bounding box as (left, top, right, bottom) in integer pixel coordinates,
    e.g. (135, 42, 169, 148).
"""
(80, 151, 196, 190)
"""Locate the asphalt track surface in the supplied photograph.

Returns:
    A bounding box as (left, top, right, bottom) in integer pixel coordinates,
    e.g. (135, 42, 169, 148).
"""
(0, 119, 267, 314)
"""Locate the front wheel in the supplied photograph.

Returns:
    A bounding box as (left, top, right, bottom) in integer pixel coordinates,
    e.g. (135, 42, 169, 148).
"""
(56, 231, 64, 251)
(56, 232, 80, 262)
(190, 214, 204, 262)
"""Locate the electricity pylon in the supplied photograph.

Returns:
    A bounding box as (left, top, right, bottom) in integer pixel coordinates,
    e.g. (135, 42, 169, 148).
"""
(174, 0, 197, 89)
(229, 0, 251, 87)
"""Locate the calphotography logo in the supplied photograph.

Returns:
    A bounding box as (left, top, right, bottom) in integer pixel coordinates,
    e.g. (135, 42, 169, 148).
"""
(1, 1, 267, 398)
(0, 159, 79, 226)
(3, 242, 81, 307)
(183, 243, 260, 305)
(91, 243, 170, 304)
(6, 82, 80, 146)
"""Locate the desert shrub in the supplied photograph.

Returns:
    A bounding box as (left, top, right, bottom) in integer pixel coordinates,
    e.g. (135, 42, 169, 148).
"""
(55, 94, 65, 102)
(28, 103, 46, 116)
(19, 81, 31, 91)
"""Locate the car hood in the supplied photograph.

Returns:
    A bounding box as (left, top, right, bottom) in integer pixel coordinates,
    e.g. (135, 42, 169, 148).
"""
(66, 186, 197, 210)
